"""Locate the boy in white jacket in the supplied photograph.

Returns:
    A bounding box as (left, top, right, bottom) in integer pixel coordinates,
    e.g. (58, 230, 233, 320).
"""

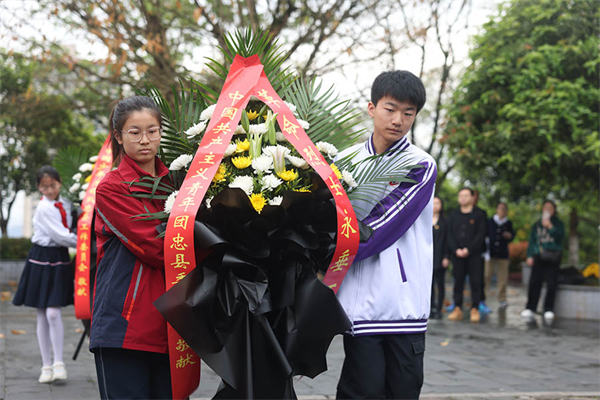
(336, 70, 436, 399)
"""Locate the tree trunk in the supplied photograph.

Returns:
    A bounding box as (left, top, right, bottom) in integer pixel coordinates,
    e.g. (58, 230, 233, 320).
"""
(568, 207, 579, 266)
(1, 219, 7, 237)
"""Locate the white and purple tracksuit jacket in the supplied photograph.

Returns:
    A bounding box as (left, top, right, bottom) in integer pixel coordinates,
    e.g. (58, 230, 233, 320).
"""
(336, 135, 437, 336)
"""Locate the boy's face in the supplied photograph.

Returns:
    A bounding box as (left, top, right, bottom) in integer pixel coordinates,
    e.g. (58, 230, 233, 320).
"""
(457, 189, 473, 207)
(368, 96, 417, 149)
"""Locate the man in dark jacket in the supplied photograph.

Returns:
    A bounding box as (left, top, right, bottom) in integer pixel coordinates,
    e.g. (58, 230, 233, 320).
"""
(447, 187, 487, 323)
(485, 202, 515, 309)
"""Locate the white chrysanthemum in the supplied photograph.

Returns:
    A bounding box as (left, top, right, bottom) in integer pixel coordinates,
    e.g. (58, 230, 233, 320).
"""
(200, 104, 216, 121)
(69, 182, 81, 193)
(275, 131, 287, 142)
(185, 121, 207, 138)
(285, 154, 309, 170)
(88, 156, 98, 163)
(71, 172, 82, 181)
(342, 169, 358, 188)
(316, 141, 338, 158)
(235, 125, 246, 134)
(283, 101, 297, 114)
(247, 123, 268, 135)
(169, 154, 194, 171)
(251, 155, 273, 174)
(229, 176, 254, 196)
(78, 191, 86, 201)
(205, 196, 213, 209)
(297, 119, 310, 130)
(269, 196, 283, 206)
(79, 163, 93, 172)
(224, 143, 238, 157)
(261, 174, 283, 191)
(164, 191, 179, 214)
(81, 182, 89, 191)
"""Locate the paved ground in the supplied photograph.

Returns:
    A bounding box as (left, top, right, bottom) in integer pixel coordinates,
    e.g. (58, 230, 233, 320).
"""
(1, 282, 598, 400)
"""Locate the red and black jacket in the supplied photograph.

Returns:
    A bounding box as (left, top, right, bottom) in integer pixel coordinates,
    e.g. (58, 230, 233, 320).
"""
(90, 155, 170, 354)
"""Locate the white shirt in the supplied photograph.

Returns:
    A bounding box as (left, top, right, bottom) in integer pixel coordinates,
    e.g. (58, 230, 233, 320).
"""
(31, 196, 78, 248)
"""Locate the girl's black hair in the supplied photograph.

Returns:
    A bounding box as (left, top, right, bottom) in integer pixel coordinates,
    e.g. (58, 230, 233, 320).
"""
(371, 70, 426, 112)
(36, 165, 61, 185)
(543, 199, 557, 215)
(434, 196, 444, 215)
(108, 96, 161, 166)
(497, 201, 508, 209)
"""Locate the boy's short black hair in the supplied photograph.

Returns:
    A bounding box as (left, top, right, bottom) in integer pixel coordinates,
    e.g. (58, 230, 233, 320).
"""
(458, 187, 474, 195)
(371, 70, 426, 112)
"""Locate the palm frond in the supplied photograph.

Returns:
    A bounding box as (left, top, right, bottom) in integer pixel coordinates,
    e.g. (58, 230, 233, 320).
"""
(281, 78, 366, 150)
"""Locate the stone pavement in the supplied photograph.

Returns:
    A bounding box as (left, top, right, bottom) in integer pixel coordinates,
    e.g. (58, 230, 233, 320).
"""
(1, 282, 599, 400)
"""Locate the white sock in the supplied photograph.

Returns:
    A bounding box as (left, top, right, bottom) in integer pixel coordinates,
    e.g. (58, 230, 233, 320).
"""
(36, 308, 52, 367)
(46, 307, 64, 364)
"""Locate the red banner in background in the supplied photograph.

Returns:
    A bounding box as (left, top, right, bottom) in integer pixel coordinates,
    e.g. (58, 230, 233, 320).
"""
(163, 55, 359, 399)
(74, 137, 113, 320)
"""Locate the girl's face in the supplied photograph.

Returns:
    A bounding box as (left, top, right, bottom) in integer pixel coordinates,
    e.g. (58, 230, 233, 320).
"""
(433, 197, 442, 214)
(542, 202, 555, 217)
(115, 110, 161, 170)
(38, 176, 61, 201)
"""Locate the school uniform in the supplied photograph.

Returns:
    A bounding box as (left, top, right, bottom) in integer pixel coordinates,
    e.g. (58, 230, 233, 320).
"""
(90, 155, 172, 399)
(335, 135, 437, 399)
(13, 196, 77, 308)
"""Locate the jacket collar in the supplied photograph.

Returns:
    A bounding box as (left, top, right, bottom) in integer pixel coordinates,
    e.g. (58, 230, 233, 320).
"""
(365, 133, 410, 157)
(118, 154, 169, 185)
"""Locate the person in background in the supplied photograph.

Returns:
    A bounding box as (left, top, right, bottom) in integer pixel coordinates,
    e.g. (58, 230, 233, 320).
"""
(473, 190, 492, 315)
(447, 187, 487, 323)
(521, 200, 564, 324)
(485, 202, 515, 309)
(13, 166, 77, 384)
(431, 196, 450, 319)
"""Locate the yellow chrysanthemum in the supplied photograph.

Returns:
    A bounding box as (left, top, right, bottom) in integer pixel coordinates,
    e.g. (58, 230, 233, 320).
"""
(330, 163, 342, 179)
(212, 164, 227, 183)
(278, 169, 298, 181)
(236, 139, 250, 152)
(583, 263, 599, 278)
(232, 156, 252, 169)
(294, 187, 311, 193)
(84, 170, 94, 183)
(249, 193, 267, 213)
(246, 110, 260, 121)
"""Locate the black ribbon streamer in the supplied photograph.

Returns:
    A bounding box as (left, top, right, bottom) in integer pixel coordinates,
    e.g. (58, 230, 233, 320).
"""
(154, 184, 351, 399)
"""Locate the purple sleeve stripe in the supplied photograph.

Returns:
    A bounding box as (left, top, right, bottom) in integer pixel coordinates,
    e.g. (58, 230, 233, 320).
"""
(366, 161, 436, 229)
(354, 324, 428, 330)
(354, 161, 436, 262)
(353, 319, 428, 325)
(351, 328, 428, 336)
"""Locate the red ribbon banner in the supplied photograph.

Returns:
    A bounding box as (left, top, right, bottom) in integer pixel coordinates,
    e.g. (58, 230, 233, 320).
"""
(163, 55, 360, 399)
(74, 137, 113, 320)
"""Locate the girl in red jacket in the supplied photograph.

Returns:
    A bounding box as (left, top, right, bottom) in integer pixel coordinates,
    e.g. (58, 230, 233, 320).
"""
(90, 96, 172, 399)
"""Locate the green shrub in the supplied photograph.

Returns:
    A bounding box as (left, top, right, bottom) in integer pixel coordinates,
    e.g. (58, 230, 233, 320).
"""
(0, 238, 32, 260)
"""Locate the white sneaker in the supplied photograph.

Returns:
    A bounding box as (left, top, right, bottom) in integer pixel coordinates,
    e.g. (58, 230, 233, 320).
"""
(38, 366, 53, 383)
(543, 311, 555, 324)
(52, 362, 67, 381)
(520, 309, 535, 322)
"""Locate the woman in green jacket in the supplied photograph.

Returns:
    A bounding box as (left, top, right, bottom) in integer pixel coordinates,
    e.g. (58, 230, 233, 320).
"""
(521, 200, 565, 324)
